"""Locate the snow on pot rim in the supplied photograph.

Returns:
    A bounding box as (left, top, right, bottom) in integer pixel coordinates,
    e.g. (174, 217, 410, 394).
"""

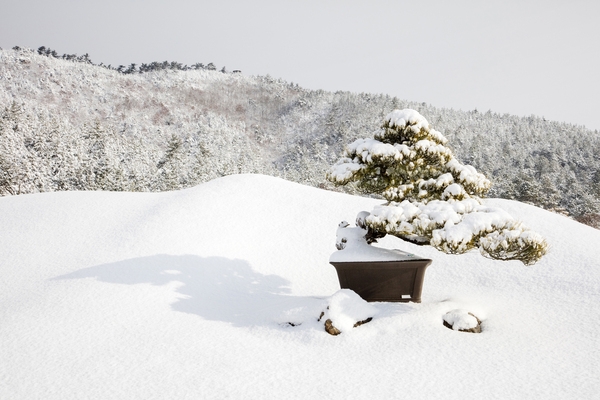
(330, 224, 429, 263)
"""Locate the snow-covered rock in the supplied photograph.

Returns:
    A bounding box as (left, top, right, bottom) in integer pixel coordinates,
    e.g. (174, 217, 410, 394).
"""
(319, 290, 378, 335)
(443, 309, 482, 333)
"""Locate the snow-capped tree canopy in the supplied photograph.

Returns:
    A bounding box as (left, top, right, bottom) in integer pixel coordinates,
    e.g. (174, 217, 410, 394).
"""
(328, 109, 491, 202)
(329, 109, 548, 265)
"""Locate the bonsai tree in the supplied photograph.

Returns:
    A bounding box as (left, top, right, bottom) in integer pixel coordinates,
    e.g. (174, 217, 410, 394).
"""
(327, 109, 547, 265)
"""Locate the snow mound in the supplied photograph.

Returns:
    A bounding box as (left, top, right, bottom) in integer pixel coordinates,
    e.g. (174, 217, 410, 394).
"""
(1, 174, 599, 399)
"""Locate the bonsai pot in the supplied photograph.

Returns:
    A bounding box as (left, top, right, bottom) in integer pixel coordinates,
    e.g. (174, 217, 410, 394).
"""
(331, 222, 432, 303)
(330, 251, 432, 303)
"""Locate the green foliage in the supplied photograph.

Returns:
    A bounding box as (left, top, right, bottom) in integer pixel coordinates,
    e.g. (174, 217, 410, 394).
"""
(327, 109, 491, 203)
(330, 110, 548, 265)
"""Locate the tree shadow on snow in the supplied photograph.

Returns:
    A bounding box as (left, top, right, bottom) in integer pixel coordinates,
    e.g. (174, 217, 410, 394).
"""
(53, 254, 325, 329)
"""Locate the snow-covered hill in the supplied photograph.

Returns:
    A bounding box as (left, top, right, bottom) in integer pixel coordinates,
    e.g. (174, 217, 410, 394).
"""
(2, 47, 600, 220)
(1, 174, 598, 399)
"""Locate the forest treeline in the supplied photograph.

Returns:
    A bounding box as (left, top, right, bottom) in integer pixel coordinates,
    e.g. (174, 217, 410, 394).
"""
(19, 45, 236, 74)
(1, 47, 599, 228)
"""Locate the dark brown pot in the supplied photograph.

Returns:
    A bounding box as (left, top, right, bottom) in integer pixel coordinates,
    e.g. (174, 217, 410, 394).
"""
(330, 258, 432, 303)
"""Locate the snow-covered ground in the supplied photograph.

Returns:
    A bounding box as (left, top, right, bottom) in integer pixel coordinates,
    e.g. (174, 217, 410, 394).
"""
(1, 174, 598, 399)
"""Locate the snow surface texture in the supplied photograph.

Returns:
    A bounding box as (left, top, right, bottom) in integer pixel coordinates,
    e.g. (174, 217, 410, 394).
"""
(1, 174, 599, 399)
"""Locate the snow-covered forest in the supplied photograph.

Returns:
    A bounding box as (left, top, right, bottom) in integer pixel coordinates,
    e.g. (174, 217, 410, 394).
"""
(1, 47, 599, 227)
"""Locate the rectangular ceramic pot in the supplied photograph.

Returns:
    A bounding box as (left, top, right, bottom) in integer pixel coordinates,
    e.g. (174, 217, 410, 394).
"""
(330, 258, 432, 303)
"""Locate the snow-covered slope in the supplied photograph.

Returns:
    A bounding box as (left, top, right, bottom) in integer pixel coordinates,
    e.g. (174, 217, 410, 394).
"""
(1, 174, 598, 399)
(3, 48, 600, 219)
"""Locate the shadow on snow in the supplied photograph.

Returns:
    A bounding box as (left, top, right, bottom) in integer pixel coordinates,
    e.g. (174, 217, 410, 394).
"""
(53, 254, 326, 329)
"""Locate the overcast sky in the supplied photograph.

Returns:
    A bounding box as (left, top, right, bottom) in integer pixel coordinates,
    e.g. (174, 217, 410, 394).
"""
(2, 0, 599, 130)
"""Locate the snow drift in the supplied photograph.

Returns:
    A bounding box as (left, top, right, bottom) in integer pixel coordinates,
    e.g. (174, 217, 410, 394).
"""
(1, 174, 598, 399)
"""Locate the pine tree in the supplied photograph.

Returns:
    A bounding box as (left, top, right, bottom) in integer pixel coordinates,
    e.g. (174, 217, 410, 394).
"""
(157, 134, 185, 191)
(0, 102, 34, 195)
(328, 109, 548, 265)
(79, 121, 124, 191)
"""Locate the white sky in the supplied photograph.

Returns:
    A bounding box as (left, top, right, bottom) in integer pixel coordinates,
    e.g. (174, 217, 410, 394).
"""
(2, 0, 599, 130)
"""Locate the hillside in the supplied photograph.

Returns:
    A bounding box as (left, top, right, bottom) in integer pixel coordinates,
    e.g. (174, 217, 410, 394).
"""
(1, 47, 599, 223)
(1, 174, 599, 399)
